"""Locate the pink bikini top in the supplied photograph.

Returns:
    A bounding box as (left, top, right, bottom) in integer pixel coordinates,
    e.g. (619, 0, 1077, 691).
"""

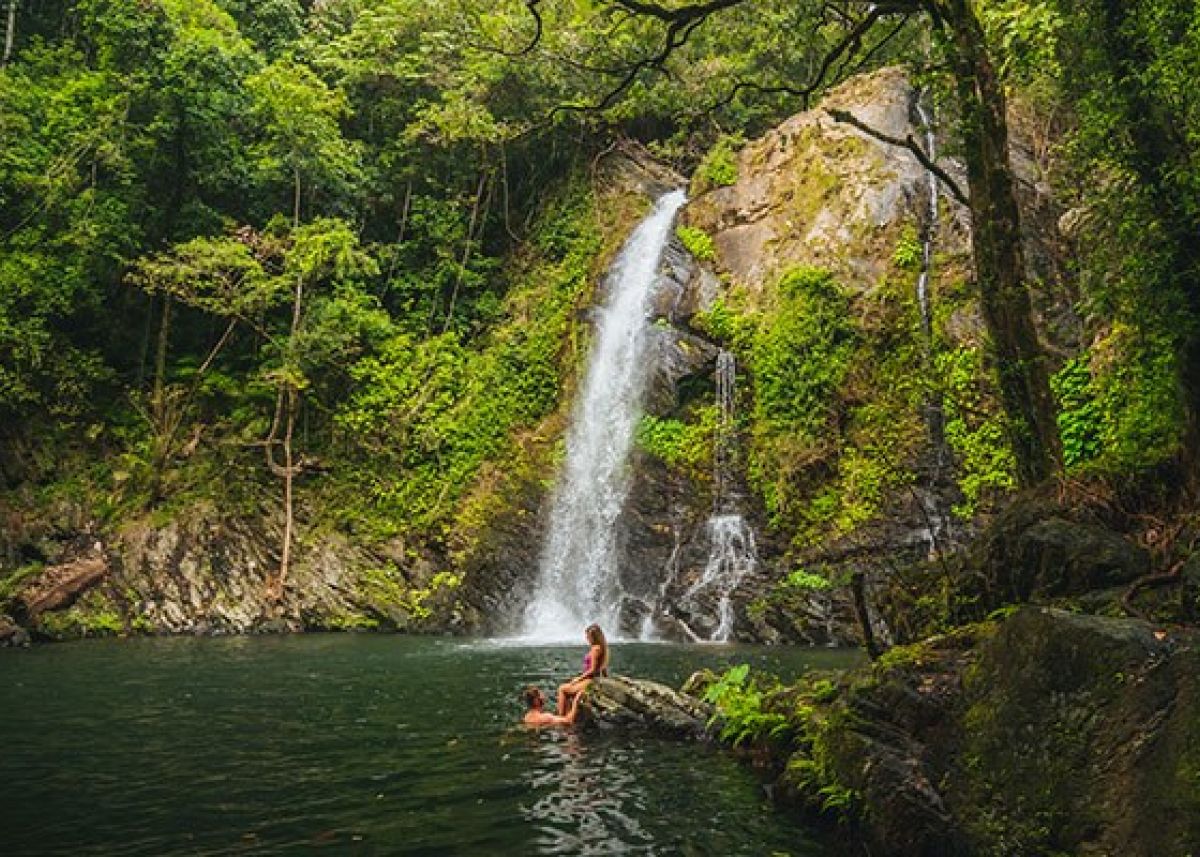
(582, 650, 608, 677)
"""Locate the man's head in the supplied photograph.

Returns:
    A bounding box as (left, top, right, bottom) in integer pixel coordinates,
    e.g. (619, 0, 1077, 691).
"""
(521, 685, 544, 710)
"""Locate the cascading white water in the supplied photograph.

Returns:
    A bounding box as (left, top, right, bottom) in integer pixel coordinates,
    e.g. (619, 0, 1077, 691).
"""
(914, 91, 953, 556)
(686, 348, 758, 642)
(914, 95, 939, 336)
(712, 349, 739, 514)
(690, 514, 757, 642)
(521, 190, 687, 641)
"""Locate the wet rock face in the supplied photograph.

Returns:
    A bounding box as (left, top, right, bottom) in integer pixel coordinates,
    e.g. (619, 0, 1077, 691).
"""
(642, 326, 719, 418)
(579, 675, 714, 740)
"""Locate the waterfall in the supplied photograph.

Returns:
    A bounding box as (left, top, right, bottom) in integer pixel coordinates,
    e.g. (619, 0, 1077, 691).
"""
(690, 349, 757, 642)
(690, 514, 757, 642)
(914, 95, 939, 337)
(712, 349, 739, 514)
(915, 90, 953, 556)
(521, 190, 687, 641)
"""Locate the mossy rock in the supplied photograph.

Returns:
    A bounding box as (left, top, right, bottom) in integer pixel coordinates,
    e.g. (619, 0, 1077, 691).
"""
(766, 609, 1200, 856)
(956, 608, 1200, 855)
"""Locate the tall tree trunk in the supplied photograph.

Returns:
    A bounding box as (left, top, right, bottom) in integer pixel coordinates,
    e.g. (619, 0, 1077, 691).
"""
(276, 386, 297, 601)
(293, 165, 301, 229)
(271, 253, 305, 602)
(2, 0, 17, 68)
(146, 294, 173, 500)
(266, 169, 306, 603)
(936, 0, 1061, 486)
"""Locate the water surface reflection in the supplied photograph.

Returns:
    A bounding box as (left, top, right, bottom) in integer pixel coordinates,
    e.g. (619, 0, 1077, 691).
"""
(0, 634, 859, 855)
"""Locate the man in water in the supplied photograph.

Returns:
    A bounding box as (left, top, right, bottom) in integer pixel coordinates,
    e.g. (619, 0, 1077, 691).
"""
(521, 685, 582, 727)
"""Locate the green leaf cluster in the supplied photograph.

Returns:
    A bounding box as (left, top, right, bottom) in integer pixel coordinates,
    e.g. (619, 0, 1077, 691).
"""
(635, 408, 717, 473)
(675, 225, 716, 262)
(703, 664, 791, 747)
(1050, 355, 1102, 468)
(692, 135, 743, 194)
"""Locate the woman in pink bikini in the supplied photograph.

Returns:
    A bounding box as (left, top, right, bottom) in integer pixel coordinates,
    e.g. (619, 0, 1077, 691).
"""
(556, 623, 609, 716)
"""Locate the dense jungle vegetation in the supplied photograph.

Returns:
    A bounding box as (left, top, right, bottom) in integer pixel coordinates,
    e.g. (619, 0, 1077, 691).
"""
(2, 0, 1199, 629)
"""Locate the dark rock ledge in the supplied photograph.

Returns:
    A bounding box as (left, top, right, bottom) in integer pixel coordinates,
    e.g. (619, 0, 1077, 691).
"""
(579, 675, 714, 740)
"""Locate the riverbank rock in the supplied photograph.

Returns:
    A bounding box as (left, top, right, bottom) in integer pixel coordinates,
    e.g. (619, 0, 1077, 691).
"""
(580, 675, 714, 740)
(779, 608, 1200, 856)
(0, 614, 30, 647)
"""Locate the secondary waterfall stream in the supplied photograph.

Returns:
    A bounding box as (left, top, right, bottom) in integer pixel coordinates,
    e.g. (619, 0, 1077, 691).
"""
(522, 190, 687, 641)
(688, 350, 757, 642)
(914, 90, 955, 558)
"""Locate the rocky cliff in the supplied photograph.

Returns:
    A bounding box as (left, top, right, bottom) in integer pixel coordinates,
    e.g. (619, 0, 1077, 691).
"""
(764, 607, 1200, 856)
(616, 67, 1030, 644)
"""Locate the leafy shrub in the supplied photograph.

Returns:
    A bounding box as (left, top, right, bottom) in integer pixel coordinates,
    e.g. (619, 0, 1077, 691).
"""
(1051, 355, 1102, 468)
(752, 267, 855, 440)
(892, 225, 924, 271)
(746, 267, 856, 530)
(936, 346, 1016, 516)
(693, 134, 742, 193)
(676, 225, 716, 262)
(691, 295, 755, 349)
(782, 567, 832, 591)
(635, 408, 716, 471)
(703, 664, 791, 746)
(1090, 324, 1185, 471)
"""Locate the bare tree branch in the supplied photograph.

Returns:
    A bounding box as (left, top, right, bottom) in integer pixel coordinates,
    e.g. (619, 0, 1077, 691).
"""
(609, 0, 746, 23)
(826, 107, 969, 206)
(705, 5, 887, 115)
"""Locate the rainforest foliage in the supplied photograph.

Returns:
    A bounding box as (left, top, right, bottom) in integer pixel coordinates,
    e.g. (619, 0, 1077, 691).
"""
(1, 0, 1199, 603)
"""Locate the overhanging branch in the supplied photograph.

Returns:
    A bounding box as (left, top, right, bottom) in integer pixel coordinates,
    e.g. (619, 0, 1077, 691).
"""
(826, 107, 968, 206)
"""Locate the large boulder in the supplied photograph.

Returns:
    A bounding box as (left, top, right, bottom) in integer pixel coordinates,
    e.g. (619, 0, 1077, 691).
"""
(579, 675, 715, 740)
(1016, 517, 1149, 596)
(684, 66, 972, 299)
(797, 609, 1200, 856)
(967, 497, 1149, 604)
(953, 608, 1200, 856)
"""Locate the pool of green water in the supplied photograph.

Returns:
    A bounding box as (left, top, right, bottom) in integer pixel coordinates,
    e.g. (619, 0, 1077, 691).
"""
(0, 634, 864, 855)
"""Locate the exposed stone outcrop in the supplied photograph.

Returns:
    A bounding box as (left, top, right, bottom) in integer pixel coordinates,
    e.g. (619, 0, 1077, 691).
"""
(618, 67, 981, 644)
(580, 675, 714, 740)
(684, 67, 972, 299)
(772, 608, 1200, 856)
(0, 497, 470, 638)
